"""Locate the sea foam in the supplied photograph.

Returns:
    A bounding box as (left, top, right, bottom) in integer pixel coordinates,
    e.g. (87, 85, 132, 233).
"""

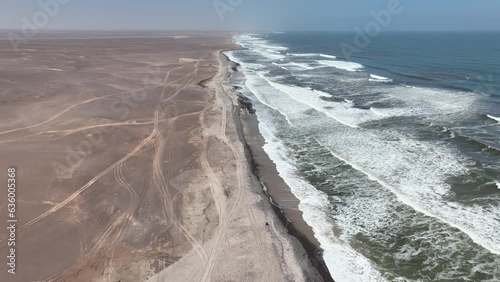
(228, 34, 500, 281)
(487, 114, 500, 123)
(258, 74, 382, 128)
(319, 54, 338, 59)
(258, 121, 388, 282)
(288, 53, 319, 57)
(246, 61, 500, 255)
(318, 60, 364, 72)
(369, 74, 392, 82)
(234, 34, 287, 61)
(275, 62, 315, 70)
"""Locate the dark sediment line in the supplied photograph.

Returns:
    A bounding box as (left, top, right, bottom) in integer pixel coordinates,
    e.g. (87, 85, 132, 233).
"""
(221, 52, 335, 282)
(236, 93, 256, 114)
(236, 98, 334, 282)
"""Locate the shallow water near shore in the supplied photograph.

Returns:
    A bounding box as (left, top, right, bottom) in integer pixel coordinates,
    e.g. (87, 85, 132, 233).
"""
(226, 32, 500, 282)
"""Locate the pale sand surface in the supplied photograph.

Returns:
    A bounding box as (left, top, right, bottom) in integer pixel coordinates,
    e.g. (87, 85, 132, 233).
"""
(0, 33, 324, 281)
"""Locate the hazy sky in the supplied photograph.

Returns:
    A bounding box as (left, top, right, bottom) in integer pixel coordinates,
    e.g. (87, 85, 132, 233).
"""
(1, 0, 499, 31)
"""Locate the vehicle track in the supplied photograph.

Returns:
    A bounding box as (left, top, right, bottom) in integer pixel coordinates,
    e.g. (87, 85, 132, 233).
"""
(0, 85, 159, 137)
(199, 105, 228, 225)
(199, 54, 246, 282)
(0, 120, 160, 144)
(0, 56, 203, 245)
(7, 47, 229, 281)
(0, 110, 160, 245)
(155, 57, 212, 266)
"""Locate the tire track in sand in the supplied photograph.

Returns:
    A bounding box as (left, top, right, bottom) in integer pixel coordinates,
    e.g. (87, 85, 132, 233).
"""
(0, 109, 160, 245)
(149, 56, 212, 268)
(199, 54, 246, 282)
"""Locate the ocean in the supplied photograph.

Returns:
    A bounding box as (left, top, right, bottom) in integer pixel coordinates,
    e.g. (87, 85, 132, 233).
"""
(225, 32, 500, 282)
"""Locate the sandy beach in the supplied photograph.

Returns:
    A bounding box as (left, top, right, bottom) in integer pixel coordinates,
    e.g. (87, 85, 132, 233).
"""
(0, 32, 328, 281)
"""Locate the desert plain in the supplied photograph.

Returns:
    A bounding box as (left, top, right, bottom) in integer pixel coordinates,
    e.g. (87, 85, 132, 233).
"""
(0, 32, 324, 282)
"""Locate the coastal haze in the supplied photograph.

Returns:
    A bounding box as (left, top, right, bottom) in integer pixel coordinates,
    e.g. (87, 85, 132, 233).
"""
(1, 1, 500, 282)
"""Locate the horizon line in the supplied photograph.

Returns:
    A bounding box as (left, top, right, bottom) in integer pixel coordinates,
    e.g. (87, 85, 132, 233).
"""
(1, 28, 500, 33)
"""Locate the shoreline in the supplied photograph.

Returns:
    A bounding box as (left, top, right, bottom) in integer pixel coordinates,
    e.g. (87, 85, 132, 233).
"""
(143, 39, 327, 281)
(0, 31, 335, 281)
(219, 51, 334, 282)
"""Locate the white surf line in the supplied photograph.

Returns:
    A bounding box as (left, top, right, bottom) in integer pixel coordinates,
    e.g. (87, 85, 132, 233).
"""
(369, 74, 390, 80)
(319, 54, 337, 59)
(369, 74, 392, 82)
(370, 107, 389, 117)
(314, 137, 500, 255)
(287, 53, 337, 59)
(312, 89, 332, 98)
(258, 126, 387, 282)
(282, 62, 314, 70)
(293, 62, 315, 70)
(244, 75, 296, 128)
(318, 60, 364, 72)
(496, 182, 500, 190)
(226, 49, 296, 128)
(272, 62, 313, 70)
(256, 73, 361, 128)
(288, 53, 319, 57)
(487, 114, 500, 123)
